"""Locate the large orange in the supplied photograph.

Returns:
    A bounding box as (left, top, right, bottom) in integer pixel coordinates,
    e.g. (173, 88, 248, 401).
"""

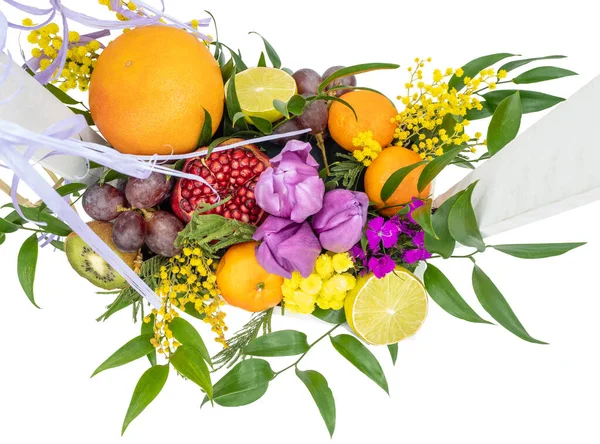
(328, 90, 397, 151)
(365, 146, 431, 216)
(89, 26, 224, 155)
(216, 242, 283, 312)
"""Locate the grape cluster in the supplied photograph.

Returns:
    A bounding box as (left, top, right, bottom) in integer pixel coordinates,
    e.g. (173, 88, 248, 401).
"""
(82, 172, 184, 257)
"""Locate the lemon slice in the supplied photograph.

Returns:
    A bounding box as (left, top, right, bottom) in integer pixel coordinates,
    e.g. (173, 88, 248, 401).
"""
(345, 267, 428, 345)
(227, 67, 297, 123)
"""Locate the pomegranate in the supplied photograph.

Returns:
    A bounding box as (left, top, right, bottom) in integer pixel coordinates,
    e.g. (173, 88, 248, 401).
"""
(171, 139, 269, 224)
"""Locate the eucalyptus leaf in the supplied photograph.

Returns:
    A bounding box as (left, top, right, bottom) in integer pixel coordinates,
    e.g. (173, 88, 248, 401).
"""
(418, 146, 464, 192)
(169, 317, 212, 366)
(169, 345, 213, 398)
(387, 343, 398, 365)
(296, 368, 336, 437)
(244, 330, 309, 357)
(499, 55, 566, 73)
(330, 334, 388, 394)
(491, 242, 585, 259)
(249, 32, 281, 68)
(447, 182, 485, 252)
(411, 199, 437, 239)
(91, 334, 155, 377)
(380, 161, 426, 202)
(472, 265, 546, 344)
(513, 66, 577, 84)
(318, 63, 400, 94)
(18, 234, 39, 308)
(483, 90, 564, 114)
(197, 108, 213, 147)
(424, 191, 463, 258)
(121, 365, 169, 435)
(449, 53, 517, 91)
(312, 307, 346, 324)
(487, 91, 522, 156)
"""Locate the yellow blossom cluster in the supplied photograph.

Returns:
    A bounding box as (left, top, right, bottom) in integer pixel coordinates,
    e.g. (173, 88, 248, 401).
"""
(23, 19, 101, 92)
(98, 0, 137, 21)
(393, 58, 501, 159)
(352, 131, 382, 166)
(148, 245, 228, 353)
(282, 253, 357, 314)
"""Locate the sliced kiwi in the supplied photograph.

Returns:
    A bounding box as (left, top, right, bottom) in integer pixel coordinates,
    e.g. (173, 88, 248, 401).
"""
(65, 221, 138, 290)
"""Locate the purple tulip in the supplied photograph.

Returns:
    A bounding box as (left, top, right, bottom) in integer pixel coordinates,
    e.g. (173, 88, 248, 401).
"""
(312, 189, 369, 253)
(255, 140, 325, 223)
(253, 215, 322, 278)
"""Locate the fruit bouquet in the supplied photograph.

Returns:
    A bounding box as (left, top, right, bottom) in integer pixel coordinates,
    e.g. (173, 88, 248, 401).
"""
(0, 0, 587, 437)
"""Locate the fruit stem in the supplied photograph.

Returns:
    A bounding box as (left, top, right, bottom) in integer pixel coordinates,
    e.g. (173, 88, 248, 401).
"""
(315, 133, 330, 175)
(139, 208, 154, 221)
(256, 282, 265, 291)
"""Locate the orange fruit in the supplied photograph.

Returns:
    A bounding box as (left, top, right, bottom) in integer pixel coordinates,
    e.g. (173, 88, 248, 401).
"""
(89, 26, 224, 155)
(365, 146, 431, 216)
(328, 90, 397, 151)
(216, 242, 283, 312)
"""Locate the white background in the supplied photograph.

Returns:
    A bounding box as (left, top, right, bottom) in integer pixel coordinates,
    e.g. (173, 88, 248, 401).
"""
(1, 1, 600, 443)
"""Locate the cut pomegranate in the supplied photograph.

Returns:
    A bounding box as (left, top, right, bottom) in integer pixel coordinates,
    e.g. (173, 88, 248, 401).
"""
(171, 138, 269, 225)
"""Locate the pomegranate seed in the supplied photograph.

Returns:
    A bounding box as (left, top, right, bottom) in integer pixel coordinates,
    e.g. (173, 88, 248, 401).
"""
(240, 204, 249, 213)
(212, 163, 222, 173)
(193, 188, 201, 196)
(219, 154, 228, 164)
(241, 214, 250, 223)
(246, 200, 255, 209)
(250, 158, 259, 167)
(182, 189, 191, 198)
(240, 168, 252, 178)
(231, 160, 239, 169)
(222, 165, 231, 173)
(240, 157, 250, 167)
(254, 163, 265, 173)
(236, 177, 245, 185)
(186, 182, 194, 191)
(246, 190, 255, 199)
(231, 170, 240, 178)
(200, 167, 210, 178)
(182, 201, 192, 212)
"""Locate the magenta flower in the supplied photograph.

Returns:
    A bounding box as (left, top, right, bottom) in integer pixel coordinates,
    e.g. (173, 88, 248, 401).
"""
(366, 216, 400, 250)
(403, 232, 432, 264)
(253, 215, 322, 278)
(255, 140, 325, 223)
(350, 244, 366, 261)
(312, 189, 369, 253)
(367, 255, 396, 278)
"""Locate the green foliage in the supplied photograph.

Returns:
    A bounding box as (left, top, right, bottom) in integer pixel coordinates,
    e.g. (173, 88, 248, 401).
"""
(329, 153, 365, 190)
(411, 199, 437, 239)
(91, 334, 155, 377)
(449, 53, 517, 90)
(491, 243, 585, 259)
(499, 55, 566, 72)
(418, 146, 464, 192)
(487, 92, 522, 155)
(170, 345, 213, 398)
(317, 63, 400, 94)
(244, 330, 310, 357)
(249, 32, 281, 68)
(170, 317, 212, 366)
(483, 90, 564, 114)
(425, 191, 463, 258)
(312, 307, 346, 324)
(380, 161, 426, 202)
(122, 365, 169, 435)
(387, 344, 398, 365)
(512, 66, 577, 84)
(296, 368, 336, 437)
(197, 109, 213, 147)
(17, 234, 39, 308)
(447, 182, 485, 252)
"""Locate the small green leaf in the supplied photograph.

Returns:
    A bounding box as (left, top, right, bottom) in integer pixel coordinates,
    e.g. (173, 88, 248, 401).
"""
(424, 263, 491, 324)
(44, 83, 80, 105)
(387, 343, 398, 365)
(226, 73, 249, 131)
(472, 265, 546, 344)
(424, 191, 463, 258)
(499, 55, 566, 73)
(16, 206, 72, 236)
(203, 359, 275, 407)
(380, 161, 426, 202)
(220, 43, 248, 71)
(68, 107, 94, 126)
(257, 51, 267, 67)
(121, 365, 169, 435)
(411, 199, 437, 239)
(318, 63, 400, 94)
(0, 233, 5, 245)
(465, 102, 494, 121)
(220, 56, 234, 82)
(231, 111, 247, 128)
(418, 146, 464, 192)
(249, 116, 273, 134)
(197, 109, 213, 147)
(448, 182, 485, 252)
(92, 334, 155, 377)
(55, 182, 87, 197)
(244, 330, 309, 357)
(169, 317, 212, 366)
(288, 94, 307, 116)
(315, 94, 357, 120)
(491, 242, 585, 259)
(483, 90, 564, 114)
(330, 334, 388, 394)
(170, 345, 212, 398)
(273, 99, 290, 119)
(0, 217, 19, 234)
(249, 32, 281, 68)
(296, 368, 336, 437)
(513, 66, 577, 84)
(141, 315, 156, 367)
(487, 92, 522, 156)
(312, 307, 346, 324)
(449, 53, 517, 91)
(18, 234, 39, 308)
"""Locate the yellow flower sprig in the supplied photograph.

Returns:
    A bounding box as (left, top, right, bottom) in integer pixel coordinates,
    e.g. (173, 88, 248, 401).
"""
(352, 130, 382, 166)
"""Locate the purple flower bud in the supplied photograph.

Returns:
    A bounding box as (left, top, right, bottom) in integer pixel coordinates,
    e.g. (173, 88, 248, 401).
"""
(253, 215, 322, 278)
(312, 189, 369, 253)
(255, 140, 325, 223)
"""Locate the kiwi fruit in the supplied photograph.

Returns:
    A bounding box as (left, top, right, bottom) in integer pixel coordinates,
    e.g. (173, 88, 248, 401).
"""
(65, 221, 138, 290)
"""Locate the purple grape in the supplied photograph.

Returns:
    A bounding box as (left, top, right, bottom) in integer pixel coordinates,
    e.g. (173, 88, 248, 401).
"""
(145, 211, 184, 257)
(296, 94, 328, 135)
(322, 65, 357, 97)
(292, 68, 322, 95)
(125, 172, 171, 210)
(272, 118, 301, 146)
(112, 211, 146, 253)
(82, 183, 127, 221)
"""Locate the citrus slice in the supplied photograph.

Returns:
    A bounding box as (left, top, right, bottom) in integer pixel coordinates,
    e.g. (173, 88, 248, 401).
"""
(345, 267, 428, 345)
(228, 67, 297, 122)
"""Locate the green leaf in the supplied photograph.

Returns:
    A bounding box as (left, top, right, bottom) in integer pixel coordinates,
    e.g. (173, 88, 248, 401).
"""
(424, 263, 491, 324)
(315, 94, 358, 120)
(411, 199, 437, 239)
(483, 90, 564, 114)
(68, 107, 94, 126)
(197, 108, 213, 147)
(220, 56, 234, 82)
(472, 265, 546, 344)
(44, 83, 80, 105)
(15, 206, 72, 236)
(55, 182, 87, 197)
(243, 330, 309, 357)
(121, 365, 169, 435)
(220, 43, 248, 71)
(424, 191, 463, 258)
(50, 240, 64, 251)
(273, 99, 290, 119)
(418, 146, 464, 192)
(169, 317, 212, 366)
(0, 233, 5, 245)
(226, 73, 249, 131)
(380, 161, 426, 202)
(449, 53, 517, 91)
(169, 345, 212, 398)
(0, 217, 19, 234)
(448, 182, 485, 252)
(312, 307, 346, 324)
(18, 234, 39, 308)
(257, 51, 267, 67)
(249, 32, 281, 68)
(92, 334, 155, 377)
(318, 63, 400, 94)
(101, 169, 128, 184)
(295, 368, 336, 437)
(231, 111, 247, 128)
(330, 334, 388, 394)
(141, 315, 156, 367)
(487, 92, 522, 156)
(387, 343, 398, 365)
(288, 94, 307, 116)
(499, 55, 566, 73)
(203, 359, 274, 407)
(512, 66, 577, 84)
(249, 116, 273, 134)
(465, 102, 494, 121)
(491, 242, 585, 259)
